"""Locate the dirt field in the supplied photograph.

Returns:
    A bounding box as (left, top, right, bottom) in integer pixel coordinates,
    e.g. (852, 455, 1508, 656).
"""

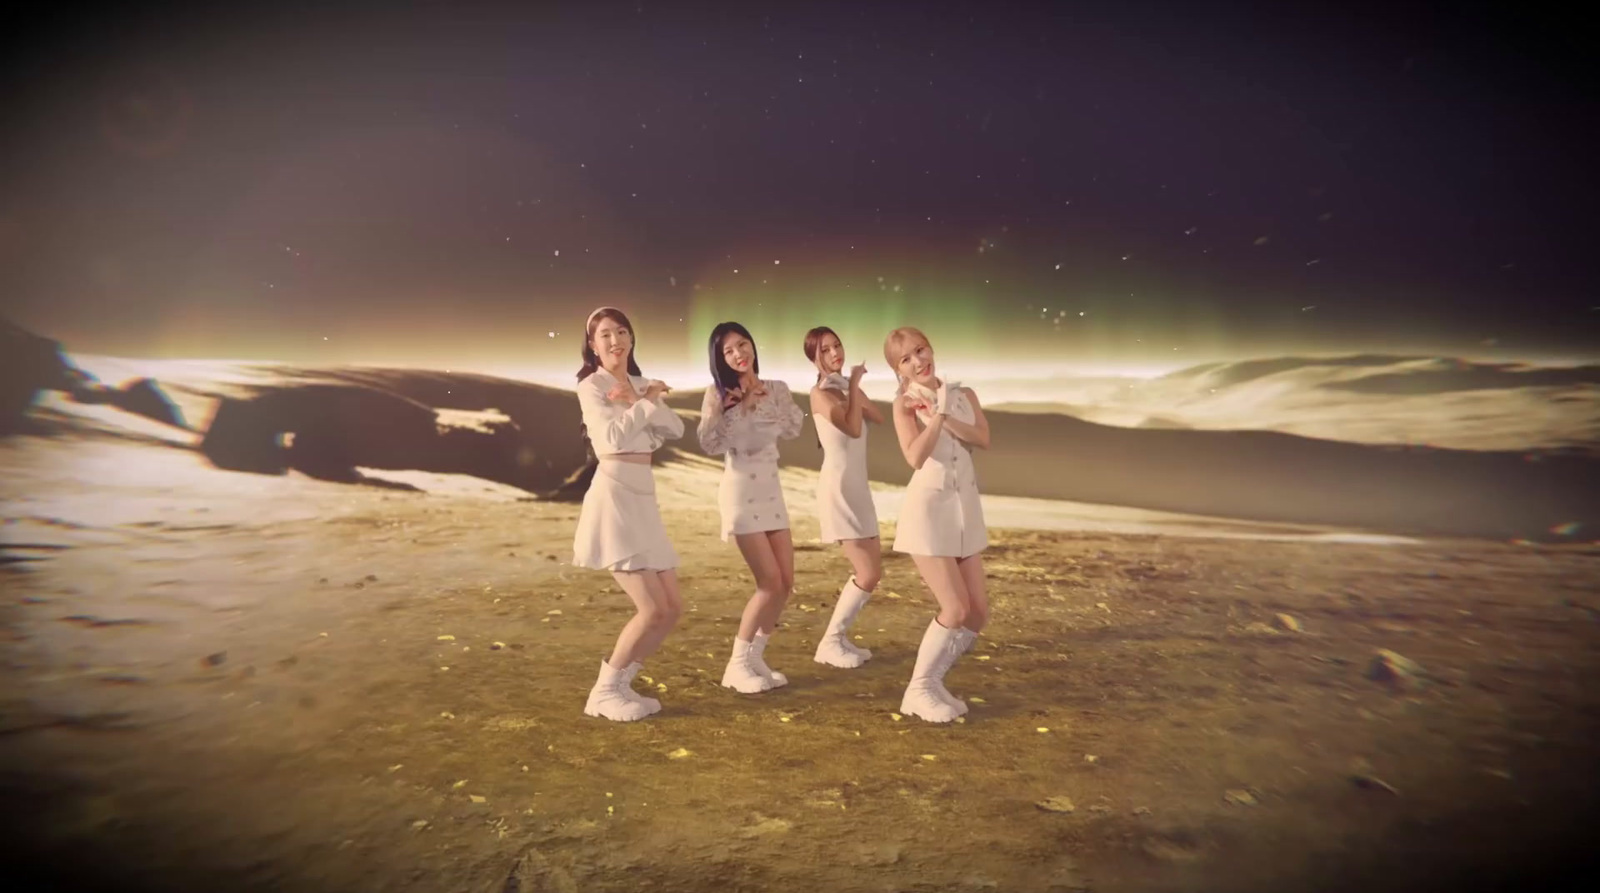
(4, 438, 1598, 893)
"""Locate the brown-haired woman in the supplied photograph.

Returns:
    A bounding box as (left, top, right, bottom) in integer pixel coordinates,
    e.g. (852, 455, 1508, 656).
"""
(571, 307, 684, 721)
(802, 326, 884, 668)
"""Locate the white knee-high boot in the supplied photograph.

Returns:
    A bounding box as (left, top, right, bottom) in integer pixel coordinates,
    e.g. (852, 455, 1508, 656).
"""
(900, 619, 966, 723)
(814, 579, 873, 668)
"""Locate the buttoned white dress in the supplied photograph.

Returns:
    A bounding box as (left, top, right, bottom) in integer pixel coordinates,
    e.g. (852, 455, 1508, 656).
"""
(891, 382, 988, 558)
(697, 380, 805, 541)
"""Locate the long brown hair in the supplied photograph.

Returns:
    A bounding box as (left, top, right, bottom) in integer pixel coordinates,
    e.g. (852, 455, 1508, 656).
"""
(576, 307, 644, 382)
(576, 307, 645, 460)
(803, 326, 839, 386)
(801, 326, 842, 448)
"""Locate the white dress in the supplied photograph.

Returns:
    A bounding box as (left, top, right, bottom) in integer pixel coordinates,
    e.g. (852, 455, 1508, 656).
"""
(813, 373, 880, 542)
(571, 369, 685, 571)
(891, 381, 988, 558)
(698, 379, 805, 541)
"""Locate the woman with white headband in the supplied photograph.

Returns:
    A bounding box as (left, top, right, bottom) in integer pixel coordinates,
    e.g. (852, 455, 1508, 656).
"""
(571, 307, 684, 721)
(698, 321, 805, 693)
(883, 326, 991, 723)
(802, 325, 883, 669)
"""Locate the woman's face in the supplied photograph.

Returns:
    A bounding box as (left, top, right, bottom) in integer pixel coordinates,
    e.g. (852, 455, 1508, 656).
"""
(591, 317, 632, 365)
(721, 332, 755, 373)
(896, 338, 935, 385)
(816, 333, 844, 374)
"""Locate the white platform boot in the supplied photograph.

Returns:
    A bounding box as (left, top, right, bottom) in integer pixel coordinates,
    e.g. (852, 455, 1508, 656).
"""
(942, 628, 978, 716)
(749, 631, 788, 687)
(583, 659, 652, 721)
(899, 619, 966, 723)
(814, 579, 873, 668)
(623, 661, 662, 715)
(720, 638, 774, 693)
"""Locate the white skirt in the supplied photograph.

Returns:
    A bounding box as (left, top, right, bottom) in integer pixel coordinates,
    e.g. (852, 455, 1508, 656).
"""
(892, 479, 987, 558)
(718, 457, 791, 541)
(817, 464, 879, 542)
(573, 460, 679, 571)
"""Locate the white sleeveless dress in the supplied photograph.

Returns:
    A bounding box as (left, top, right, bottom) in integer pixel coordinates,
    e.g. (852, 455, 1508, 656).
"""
(813, 373, 880, 542)
(891, 380, 988, 558)
(697, 380, 805, 541)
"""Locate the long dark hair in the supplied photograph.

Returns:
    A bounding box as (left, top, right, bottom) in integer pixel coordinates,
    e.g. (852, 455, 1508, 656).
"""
(577, 307, 645, 459)
(708, 321, 758, 402)
(577, 306, 643, 382)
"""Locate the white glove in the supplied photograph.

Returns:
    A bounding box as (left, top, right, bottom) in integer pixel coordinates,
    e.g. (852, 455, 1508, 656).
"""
(935, 381, 954, 416)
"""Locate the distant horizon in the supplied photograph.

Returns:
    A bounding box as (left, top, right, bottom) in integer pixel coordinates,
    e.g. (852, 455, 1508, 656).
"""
(64, 346, 1600, 398)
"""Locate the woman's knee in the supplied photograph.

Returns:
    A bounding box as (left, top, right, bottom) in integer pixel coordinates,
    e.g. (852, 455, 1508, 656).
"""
(940, 603, 970, 629)
(638, 600, 679, 630)
(964, 601, 989, 630)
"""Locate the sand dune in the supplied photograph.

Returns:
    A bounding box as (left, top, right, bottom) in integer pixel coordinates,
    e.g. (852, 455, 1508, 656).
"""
(4, 320, 1594, 544)
(996, 354, 1600, 452)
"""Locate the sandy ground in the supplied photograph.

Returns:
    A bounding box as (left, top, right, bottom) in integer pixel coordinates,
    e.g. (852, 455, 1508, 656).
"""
(4, 432, 1599, 893)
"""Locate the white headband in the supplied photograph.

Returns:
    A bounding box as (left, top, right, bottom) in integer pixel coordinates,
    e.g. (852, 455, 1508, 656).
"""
(586, 306, 621, 331)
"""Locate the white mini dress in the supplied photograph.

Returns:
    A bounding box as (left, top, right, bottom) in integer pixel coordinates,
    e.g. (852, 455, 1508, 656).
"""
(813, 373, 880, 542)
(697, 380, 804, 541)
(571, 369, 684, 571)
(891, 381, 988, 559)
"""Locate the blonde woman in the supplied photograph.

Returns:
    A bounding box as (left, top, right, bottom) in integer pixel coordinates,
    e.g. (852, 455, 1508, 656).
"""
(883, 326, 990, 723)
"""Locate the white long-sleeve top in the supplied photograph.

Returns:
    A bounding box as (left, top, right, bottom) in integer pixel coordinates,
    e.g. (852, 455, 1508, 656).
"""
(697, 379, 804, 460)
(577, 369, 684, 456)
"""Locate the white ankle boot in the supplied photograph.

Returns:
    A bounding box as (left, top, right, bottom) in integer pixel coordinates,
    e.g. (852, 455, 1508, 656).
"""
(900, 619, 966, 723)
(584, 659, 652, 721)
(720, 638, 773, 693)
(749, 631, 788, 687)
(623, 661, 662, 715)
(814, 580, 873, 668)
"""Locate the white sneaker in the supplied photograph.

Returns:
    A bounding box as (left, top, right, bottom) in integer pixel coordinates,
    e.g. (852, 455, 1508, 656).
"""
(584, 660, 652, 721)
(750, 631, 788, 687)
(720, 639, 773, 693)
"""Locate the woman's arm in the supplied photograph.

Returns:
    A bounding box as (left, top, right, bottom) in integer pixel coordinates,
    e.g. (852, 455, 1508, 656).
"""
(940, 388, 990, 449)
(892, 394, 946, 469)
(769, 380, 804, 441)
(696, 387, 732, 455)
(815, 384, 865, 438)
(578, 378, 658, 451)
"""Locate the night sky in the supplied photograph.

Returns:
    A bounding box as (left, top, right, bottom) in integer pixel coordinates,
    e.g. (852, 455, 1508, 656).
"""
(1, 0, 1593, 373)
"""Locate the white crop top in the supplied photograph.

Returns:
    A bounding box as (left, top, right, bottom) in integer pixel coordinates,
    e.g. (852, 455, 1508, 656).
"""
(577, 369, 685, 456)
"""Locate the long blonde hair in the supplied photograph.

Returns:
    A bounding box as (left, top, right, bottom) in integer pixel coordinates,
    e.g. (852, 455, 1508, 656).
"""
(882, 326, 930, 396)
